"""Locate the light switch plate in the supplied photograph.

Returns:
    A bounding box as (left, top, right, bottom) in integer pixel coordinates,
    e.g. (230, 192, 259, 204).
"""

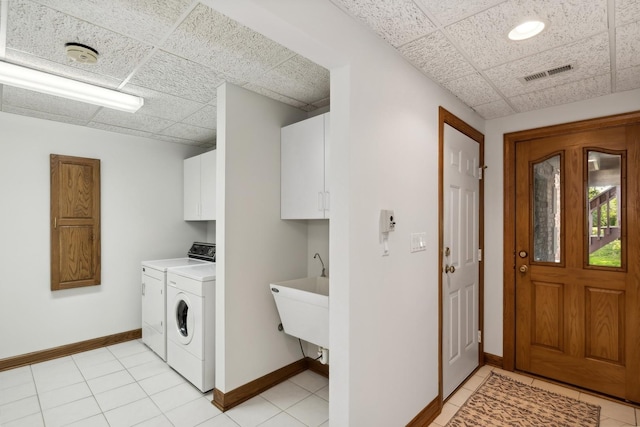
(410, 232, 427, 253)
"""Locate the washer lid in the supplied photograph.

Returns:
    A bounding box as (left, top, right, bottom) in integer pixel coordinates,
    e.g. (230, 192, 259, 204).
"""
(142, 258, 209, 271)
(170, 263, 217, 281)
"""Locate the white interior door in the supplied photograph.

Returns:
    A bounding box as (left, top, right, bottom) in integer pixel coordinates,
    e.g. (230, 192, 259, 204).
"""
(442, 124, 480, 398)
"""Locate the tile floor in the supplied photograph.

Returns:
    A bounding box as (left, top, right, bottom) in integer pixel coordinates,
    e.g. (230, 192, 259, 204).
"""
(0, 340, 329, 427)
(429, 365, 640, 427)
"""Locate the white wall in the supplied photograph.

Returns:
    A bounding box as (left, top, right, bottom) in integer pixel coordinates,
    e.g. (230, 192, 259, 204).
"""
(0, 112, 207, 359)
(307, 220, 329, 278)
(483, 88, 640, 357)
(205, 1, 484, 425)
(215, 83, 310, 391)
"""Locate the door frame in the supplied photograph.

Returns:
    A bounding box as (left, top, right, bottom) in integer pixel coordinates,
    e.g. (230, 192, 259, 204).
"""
(502, 109, 640, 372)
(438, 107, 485, 400)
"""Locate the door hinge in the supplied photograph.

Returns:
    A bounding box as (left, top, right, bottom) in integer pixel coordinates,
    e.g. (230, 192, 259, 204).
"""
(478, 330, 482, 343)
(478, 248, 482, 261)
(479, 165, 487, 179)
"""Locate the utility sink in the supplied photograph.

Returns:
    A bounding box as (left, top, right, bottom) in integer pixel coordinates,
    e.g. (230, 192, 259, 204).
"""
(270, 277, 329, 348)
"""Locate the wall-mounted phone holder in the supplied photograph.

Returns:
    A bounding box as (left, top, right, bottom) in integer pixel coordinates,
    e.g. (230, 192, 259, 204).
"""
(380, 209, 396, 256)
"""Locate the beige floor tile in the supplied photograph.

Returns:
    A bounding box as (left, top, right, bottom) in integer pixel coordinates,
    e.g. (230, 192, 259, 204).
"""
(579, 393, 636, 425)
(432, 402, 458, 426)
(530, 379, 580, 400)
(599, 417, 634, 427)
(427, 422, 444, 427)
(447, 387, 473, 407)
(474, 365, 493, 378)
(461, 375, 484, 391)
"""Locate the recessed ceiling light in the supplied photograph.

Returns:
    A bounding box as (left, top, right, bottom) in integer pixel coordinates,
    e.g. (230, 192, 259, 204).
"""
(508, 20, 545, 41)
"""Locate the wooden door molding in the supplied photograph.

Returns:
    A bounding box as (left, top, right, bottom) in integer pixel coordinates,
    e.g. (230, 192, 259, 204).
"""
(50, 154, 101, 290)
(438, 107, 485, 402)
(503, 110, 640, 372)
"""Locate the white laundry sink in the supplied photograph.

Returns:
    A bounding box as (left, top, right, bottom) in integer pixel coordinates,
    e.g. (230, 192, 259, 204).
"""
(270, 277, 329, 349)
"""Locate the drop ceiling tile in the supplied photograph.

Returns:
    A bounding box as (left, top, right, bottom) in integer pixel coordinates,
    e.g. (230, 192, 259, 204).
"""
(88, 122, 154, 139)
(615, 0, 640, 26)
(153, 134, 205, 146)
(416, 0, 505, 26)
(2, 104, 89, 126)
(312, 97, 331, 108)
(442, 72, 502, 106)
(92, 109, 174, 133)
(617, 65, 640, 92)
(472, 99, 516, 119)
(446, 0, 608, 69)
(182, 105, 217, 130)
(242, 84, 308, 109)
(130, 50, 223, 104)
(159, 122, 214, 142)
(484, 32, 610, 97)
(125, 84, 205, 122)
(162, 3, 295, 82)
(249, 55, 330, 105)
(509, 73, 610, 112)
(7, 0, 153, 80)
(3, 86, 100, 119)
(399, 30, 476, 84)
(333, 0, 436, 47)
(616, 20, 640, 70)
(30, 0, 194, 45)
(4, 50, 122, 89)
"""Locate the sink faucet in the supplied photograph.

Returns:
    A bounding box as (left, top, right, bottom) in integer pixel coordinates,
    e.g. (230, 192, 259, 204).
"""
(313, 253, 326, 277)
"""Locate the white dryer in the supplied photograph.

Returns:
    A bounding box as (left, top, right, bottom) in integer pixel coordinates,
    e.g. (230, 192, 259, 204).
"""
(141, 242, 215, 361)
(166, 263, 216, 392)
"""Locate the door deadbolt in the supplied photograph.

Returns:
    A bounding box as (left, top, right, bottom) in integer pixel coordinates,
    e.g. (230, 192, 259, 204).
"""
(444, 247, 451, 257)
(445, 265, 455, 274)
(518, 250, 528, 258)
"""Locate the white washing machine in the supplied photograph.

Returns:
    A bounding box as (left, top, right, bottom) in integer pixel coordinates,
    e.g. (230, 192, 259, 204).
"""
(166, 263, 216, 392)
(141, 242, 215, 361)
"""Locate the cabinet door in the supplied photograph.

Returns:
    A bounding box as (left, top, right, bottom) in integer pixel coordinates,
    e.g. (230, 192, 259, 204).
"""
(200, 150, 216, 220)
(184, 156, 201, 220)
(281, 114, 325, 219)
(141, 270, 165, 358)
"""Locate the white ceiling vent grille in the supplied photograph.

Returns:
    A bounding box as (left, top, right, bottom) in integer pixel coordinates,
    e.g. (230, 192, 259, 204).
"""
(519, 63, 576, 84)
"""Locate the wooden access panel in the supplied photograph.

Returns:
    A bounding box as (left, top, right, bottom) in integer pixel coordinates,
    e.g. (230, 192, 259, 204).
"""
(50, 154, 101, 290)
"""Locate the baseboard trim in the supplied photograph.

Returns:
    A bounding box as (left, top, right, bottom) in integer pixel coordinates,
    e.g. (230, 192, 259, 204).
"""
(484, 352, 504, 368)
(213, 357, 330, 412)
(0, 329, 142, 372)
(406, 396, 441, 427)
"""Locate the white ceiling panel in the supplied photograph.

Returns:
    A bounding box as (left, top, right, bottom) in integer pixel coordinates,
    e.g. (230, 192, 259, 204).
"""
(446, 0, 608, 70)
(484, 32, 610, 97)
(616, 20, 640, 70)
(399, 30, 475, 84)
(3, 85, 100, 119)
(249, 55, 330, 105)
(87, 122, 153, 139)
(128, 50, 223, 104)
(242, 84, 307, 109)
(472, 99, 516, 119)
(416, 0, 505, 26)
(509, 73, 610, 112)
(332, 0, 436, 47)
(162, 3, 294, 83)
(615, 0, 640, 26)
(2, 104, 89, 126)
(126, 84, 205, 122)
(154, 134, 207, 146)
(617, 65, 640, 92)
(91, 108, 174, 133)
(442, 72, 502, 107)
(182, 105, 217, 130)
(7, 0, 153, 80)
(313, 98, 331, 108)
(29, 0, 194, 45)
(159, 122, 213, 142)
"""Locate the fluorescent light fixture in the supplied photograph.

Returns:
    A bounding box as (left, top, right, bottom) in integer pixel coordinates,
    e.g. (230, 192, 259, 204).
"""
(508, 20, 545, 41)
(0, 61, 144, 112)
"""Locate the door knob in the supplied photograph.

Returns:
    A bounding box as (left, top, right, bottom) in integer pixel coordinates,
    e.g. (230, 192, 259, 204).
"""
(519, 265, 528, 273)
(445, 265, 456, 274)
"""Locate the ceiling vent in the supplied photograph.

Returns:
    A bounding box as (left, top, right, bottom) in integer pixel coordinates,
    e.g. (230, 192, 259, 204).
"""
(519, 63, 576, 84)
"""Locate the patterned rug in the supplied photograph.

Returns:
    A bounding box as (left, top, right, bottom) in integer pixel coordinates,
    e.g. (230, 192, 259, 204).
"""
(446, 372, 600, 427)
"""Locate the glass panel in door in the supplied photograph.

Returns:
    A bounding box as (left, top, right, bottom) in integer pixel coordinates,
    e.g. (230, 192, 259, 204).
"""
(532, 154, 561, 263)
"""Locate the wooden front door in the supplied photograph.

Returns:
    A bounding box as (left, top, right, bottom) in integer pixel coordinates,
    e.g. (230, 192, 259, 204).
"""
(513, 122, 640, 402)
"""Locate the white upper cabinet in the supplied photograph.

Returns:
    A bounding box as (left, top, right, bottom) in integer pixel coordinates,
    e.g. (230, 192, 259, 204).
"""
(184, 150, 216, 221)
(281, 113, 330, 219)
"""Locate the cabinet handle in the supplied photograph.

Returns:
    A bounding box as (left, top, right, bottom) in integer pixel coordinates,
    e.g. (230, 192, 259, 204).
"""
(142, 283, 145, 296)
(324, 192, 330, 211)
(318, 192, 324, 211)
